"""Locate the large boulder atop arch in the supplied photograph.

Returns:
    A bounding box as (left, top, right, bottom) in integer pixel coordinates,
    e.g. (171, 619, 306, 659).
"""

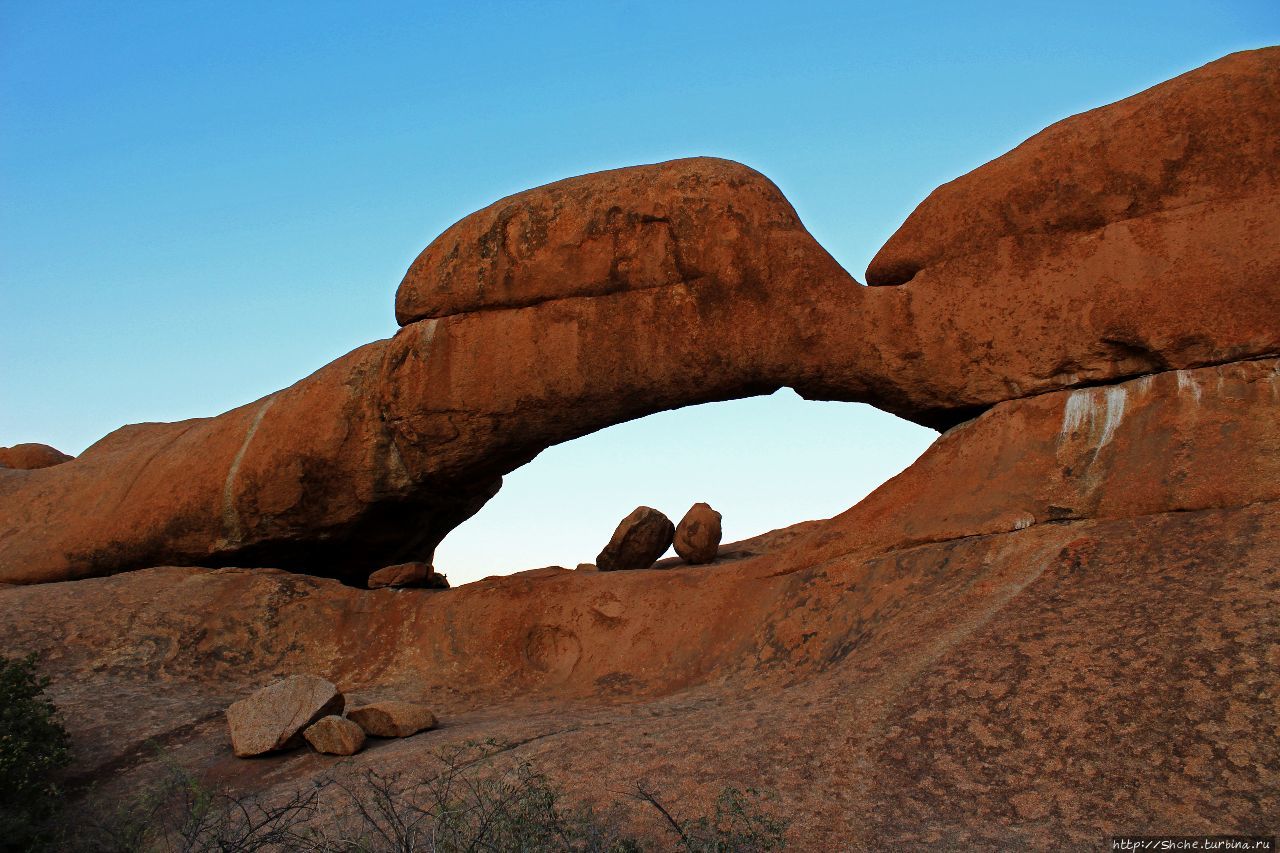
(395, 157, 811, 324)
(1, 48, 1278, 586)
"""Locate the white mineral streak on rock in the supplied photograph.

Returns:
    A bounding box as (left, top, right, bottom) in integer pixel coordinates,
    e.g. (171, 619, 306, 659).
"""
(1060, 381, 1133, 455)
(1097, 386, 1129, 450)
(1061, 389, 1096, 439)
(1177, 369, 1203, 404)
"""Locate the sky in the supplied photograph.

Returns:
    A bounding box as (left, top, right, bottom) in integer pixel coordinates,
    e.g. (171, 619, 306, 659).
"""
(3, 1, 1277, 584)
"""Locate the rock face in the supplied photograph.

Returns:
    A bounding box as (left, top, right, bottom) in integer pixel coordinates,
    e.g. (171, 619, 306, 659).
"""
(225, 675, 345, 758)
(596, 507, 675, 571)
(0, 443, 72, 470)
(347, 701, 437, 738)
(866, 48, 1280, 287)
(858, 47, 1280, 423)
(674, 503, 722, 564)
(1, 47, 1273, 847)
(303, 715, 365, 756)
(2, 48, 1278, 586)
(367, 561, 449, 589)
(1, 351, 1276, 845)
(395, 158, 805, 324)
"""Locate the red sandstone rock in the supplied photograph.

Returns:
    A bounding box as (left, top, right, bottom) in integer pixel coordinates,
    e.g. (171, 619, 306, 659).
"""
(0, 350, 1275, 844)
(0, 49, 1276, 847)
(225, 675, 344, 758)
(0, 443, 72, 470)
(674, 502, 722, 564)
(2, 49, 1277, 587)
(303, 715, 365, 756)
(771, 359, 1280, 571)
(852, 48, 1280, 419)
(347, 701, 437, 738)
(866, 48, 1280, 286)
(596, 506, 674, 571)
(367, 561, 449, 589)
(395, 158, 815, 324)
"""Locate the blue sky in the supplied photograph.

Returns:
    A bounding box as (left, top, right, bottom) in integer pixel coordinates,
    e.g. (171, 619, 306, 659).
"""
(3, 1, 1276, 582)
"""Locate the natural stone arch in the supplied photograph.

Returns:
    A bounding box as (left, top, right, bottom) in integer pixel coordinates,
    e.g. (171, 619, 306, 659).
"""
(1, 48, 1276, 585)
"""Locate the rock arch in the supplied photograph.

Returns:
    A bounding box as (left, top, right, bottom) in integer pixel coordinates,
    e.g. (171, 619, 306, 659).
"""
(1, 48, 1276, 585)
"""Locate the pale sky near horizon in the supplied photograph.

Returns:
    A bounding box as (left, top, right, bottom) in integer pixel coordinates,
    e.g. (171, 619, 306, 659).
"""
(3, 2, 1277, 584)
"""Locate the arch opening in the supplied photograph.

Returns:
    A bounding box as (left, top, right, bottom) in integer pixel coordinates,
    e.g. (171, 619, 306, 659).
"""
(433, 389, 937, 586)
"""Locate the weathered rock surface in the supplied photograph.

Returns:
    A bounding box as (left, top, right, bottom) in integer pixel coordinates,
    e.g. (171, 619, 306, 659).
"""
(0, 443, 72, 470)
(303, 715, 365, 756)
(596, 506, 674, 571)
(347, 701, 437, 738)
(857, 46, 1280, 421)
(773, 358, 1280, 571)
(866, 48, 1280, 286)
(674, 502, 722, 564)
(0, 47, 1273, 849)
(395, 158, 804, 323)
(367, 561, 449, 589)
(1, 348, 1276, 846)
(2, 49, 1277, 586)
(225, 675, 344, 758)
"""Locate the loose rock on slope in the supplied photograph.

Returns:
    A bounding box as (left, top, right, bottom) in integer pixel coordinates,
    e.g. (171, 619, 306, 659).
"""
(674, 502, 722, 564)
(596, 506, 675, 571)
(225, 675, 345, 758)
(347, 701, 438, 738)
(303, 715, 366, 756)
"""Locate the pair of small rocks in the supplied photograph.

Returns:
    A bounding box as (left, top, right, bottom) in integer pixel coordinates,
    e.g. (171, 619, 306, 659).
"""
(595, 502, 721, 571)
(225, 674, 437, 758)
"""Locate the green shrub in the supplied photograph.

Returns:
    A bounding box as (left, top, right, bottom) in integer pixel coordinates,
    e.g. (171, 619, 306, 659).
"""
(0, 654, 72, 853)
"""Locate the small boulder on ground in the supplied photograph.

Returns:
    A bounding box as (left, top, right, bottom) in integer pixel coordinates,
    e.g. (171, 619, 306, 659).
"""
(674, 502, 722, 565)
(596, 506, 674, 571)
(368, 561, 450, 590)
(303, 715, 366, 756)
(0, 443, 73, 470)
(575, 562, 598, 572)
(225, 674, 345, 758)
(347, 701, 438, 738)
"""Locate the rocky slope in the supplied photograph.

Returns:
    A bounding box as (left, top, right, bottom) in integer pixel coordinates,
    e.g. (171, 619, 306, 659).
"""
(1, 48, 1277, 849)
